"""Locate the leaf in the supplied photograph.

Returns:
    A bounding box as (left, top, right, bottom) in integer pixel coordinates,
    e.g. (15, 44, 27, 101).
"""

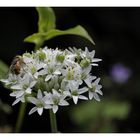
(36, 7, 56, 33)
(104, 101, 131, 119)
(0, 60, 9, 79)
(24, 25, 95, 46)
(70, 99, 130, 125)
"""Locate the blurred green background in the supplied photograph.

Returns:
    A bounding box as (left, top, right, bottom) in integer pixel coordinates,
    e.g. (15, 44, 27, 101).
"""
(0, 7, 139, 133)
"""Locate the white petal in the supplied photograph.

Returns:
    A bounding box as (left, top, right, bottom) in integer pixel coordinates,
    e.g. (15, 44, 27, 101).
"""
(52, 89, 59, 96)
(12, 98, 21, 106)
(92, 58, 102, 62)
(54, 70, 61, 75)
(84, 66, 91, 74)
(69, 81, 78, 91)
(59, 100, 69, 106)
(22, 74, 30, 84)
(89, 92, 94, 100)
(25, 88, 31, 94)
(37, 89, 43, 98)
(44, 94, 53, 104)
(45, 75, 52, 81)
(72, 96, 78, 104)
(68, 47, 74, 52)
(10, 92, 17, 97)
(90, 50, 95, 58)
(44, 105, 52, 109)
(91, 63, 98, 66)
(96, 89, 103, 95)
(38, 69, 47, 75)
(61, 69, 66, 76)
(29, 107, 37, 115)
(79, 95, 88, 100)
(94, 78, 100, 85)
(84, 78, 92, 87)
(90, 76, 97, 81)
(63, 91, 71, 96)
(21, 96, 25, 102)
(11, 85, 22, 90)
(37, 63, 44, 70)
(97, 85, 102, 89)
(23, 57, 33, 63)
(16, 91, 24, 98)
(0, 79, 8, 83)
(45, 99, 53, 104)
(92, 92, 100, 101)
(78, 79, 83, 85)
(78, 87, 88, 94)
(30, 81, 37, 88)
(64, 59, 74, 66)
(37, 107, 43, 115)
(28, 97, 38, 104)
(10, 91, 24, 97)
(34, 73, 38, 79)
(52, 105, 58, 113)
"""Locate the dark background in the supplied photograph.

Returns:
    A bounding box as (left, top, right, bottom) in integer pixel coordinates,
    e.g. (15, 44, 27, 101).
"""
(0, 7, 140, 133)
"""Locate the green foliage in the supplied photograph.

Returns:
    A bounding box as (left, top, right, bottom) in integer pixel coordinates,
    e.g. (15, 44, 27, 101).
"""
(25, 25, 94, 47)
(36, 7, 56, 33)
(24, 7, 95, 50)
(0, 60, 9, 79)
(0, 99, 12, 114)
(70, 98, 130, 132)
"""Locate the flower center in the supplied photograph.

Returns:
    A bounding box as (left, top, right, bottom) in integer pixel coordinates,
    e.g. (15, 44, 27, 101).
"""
(53, 97, 60, 105)
(36, 100, 44, 108)
(31, 66, 37, 74)
(38, 52, 46, 60)
(81, 72, 87, 80)
(72, 90, 78, 96)
(67, 68, 74, 80)
(80, 58, 90, 68)
(89, 85, 96, 92)
(56, 54, 65, 63)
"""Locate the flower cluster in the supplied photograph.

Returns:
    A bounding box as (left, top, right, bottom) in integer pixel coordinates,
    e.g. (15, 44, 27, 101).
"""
(1, 47, 103, 115)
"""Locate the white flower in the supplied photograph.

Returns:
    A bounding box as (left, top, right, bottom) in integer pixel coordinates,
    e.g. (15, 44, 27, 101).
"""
(61, 65, 82, 85)
(0, 74, 20, 86)
(67, 81, 88, 104)
(24, 59, 45, 79)
(68, 47, 82, 54)
(23, 55, 34, 64)
(80, 67, 96, 87)
(28, 90, 52, 115)
(81, 47, 102, 66)
(10, 74, 36, 105)
(39, 62, 61, 81)
(0, 46, 103, 115)
(44, 89, 69, 113)
(88, 78, 103, 101)
(64, 54, 77, 67)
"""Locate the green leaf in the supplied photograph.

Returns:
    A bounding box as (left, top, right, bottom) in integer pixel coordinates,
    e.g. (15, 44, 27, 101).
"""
(0, 60, 9, 79)
(70, 99, 130, 125)
(36, 7, 56, 33)
(24, 25, 95, 47)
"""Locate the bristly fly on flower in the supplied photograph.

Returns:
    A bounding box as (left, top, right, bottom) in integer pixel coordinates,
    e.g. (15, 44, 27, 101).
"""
(9, 55, 25, 75)
(9, 55, 44, 76)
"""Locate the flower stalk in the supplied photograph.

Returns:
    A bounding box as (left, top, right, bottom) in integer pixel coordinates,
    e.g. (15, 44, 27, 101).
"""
(15, 102, 27, 132)
(49, 109, 58, 133)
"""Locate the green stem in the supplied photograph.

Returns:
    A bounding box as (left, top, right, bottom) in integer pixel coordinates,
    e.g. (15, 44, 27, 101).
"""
(14, 102, 27, 133)
(35, 42, 43, 51)
(49, 109, 58, 133)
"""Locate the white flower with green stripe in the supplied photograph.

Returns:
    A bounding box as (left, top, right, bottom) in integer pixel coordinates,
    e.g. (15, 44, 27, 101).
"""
(0, 46, 103, 115)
